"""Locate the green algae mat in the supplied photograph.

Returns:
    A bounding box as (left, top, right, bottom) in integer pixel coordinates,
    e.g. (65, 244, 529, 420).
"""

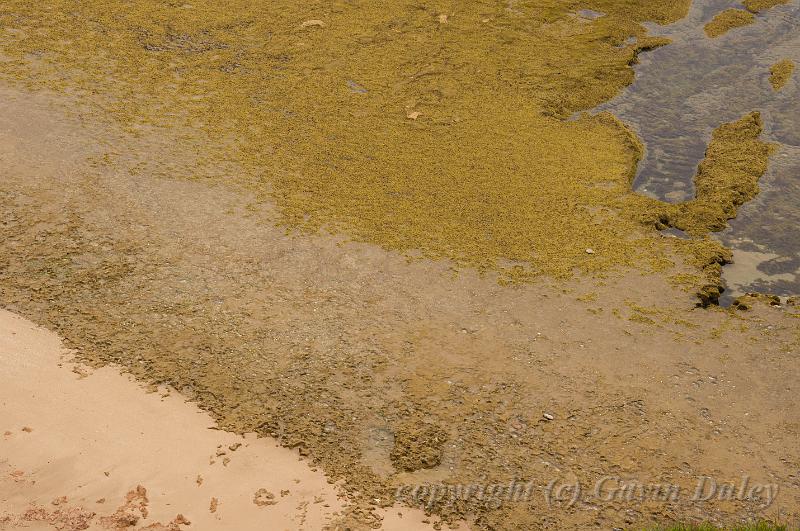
(0, 0, 775, 299)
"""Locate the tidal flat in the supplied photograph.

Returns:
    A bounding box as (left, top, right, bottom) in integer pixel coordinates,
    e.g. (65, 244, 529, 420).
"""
(0, 1, 799, 529)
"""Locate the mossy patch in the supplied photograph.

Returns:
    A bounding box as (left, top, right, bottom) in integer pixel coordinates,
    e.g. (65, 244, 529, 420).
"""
(743, 0, 790, 12)
(704, 9, 755, 38)
(0, 0, 698, 284)
(769, 59, 795, 91)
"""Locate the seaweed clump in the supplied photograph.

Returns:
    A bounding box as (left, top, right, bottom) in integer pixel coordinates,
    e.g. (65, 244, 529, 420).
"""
(390, 421, 448, 472)
(666, 113, 774, 235)
(769, 59, 795, 91)
(704, 9, 755, 38)
(733, 293, 782, 311)
(626, 113, 774, 305)
(743, 0, 790, 12)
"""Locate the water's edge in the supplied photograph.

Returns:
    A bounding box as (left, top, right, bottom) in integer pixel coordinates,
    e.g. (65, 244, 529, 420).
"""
(595, 0, 800, 302)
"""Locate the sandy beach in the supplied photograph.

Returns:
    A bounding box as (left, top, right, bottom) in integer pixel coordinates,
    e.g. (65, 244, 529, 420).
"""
(0, 309, 440, 530)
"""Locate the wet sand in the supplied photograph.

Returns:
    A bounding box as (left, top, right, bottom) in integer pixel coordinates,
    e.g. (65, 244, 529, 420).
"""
(0, 83, 798, 529)
(0, 309, 439, 530)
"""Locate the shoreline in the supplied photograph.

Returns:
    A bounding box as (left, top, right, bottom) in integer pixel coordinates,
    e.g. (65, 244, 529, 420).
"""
(0, 20, 798, 528)
(0, 309, 441, 530)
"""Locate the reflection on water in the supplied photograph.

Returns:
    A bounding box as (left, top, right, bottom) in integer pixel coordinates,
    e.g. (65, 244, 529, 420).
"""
(595, 0, 800, 300)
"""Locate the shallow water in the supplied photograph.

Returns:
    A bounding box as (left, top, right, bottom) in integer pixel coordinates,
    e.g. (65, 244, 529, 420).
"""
(595, 0, 800, 300)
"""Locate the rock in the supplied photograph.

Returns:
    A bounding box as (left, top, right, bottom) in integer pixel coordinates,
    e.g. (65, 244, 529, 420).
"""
(300, 20, 325, 28)
(390, 421, 447, 472)
(543, 413, 554, 421)
(585, 249, 594, 254)
(697, 284, 722, 307)
(51, 496, 67, 506)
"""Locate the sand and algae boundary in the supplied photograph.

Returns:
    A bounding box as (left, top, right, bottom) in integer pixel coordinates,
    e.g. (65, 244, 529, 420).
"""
(1, 83, 799, 530)
(1, 1, 798, 529)
(0, 0, 778, 305)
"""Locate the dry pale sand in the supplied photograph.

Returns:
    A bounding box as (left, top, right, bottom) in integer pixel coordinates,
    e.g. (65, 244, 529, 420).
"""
(0, 309, 442, 530)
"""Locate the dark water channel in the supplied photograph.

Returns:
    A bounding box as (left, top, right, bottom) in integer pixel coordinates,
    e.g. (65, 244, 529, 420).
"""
(593, 0, 800, 301)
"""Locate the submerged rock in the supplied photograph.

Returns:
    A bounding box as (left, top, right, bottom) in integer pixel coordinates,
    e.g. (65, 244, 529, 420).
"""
(390, 421, 447, 472)
(733, 293, 782, 310)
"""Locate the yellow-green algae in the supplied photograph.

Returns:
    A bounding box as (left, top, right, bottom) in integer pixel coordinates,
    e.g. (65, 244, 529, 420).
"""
(0, 0, 773, 301)
(704, 9, 755, 38)
(770, 59, 795, 91)
(744, 0, 790, 12)
(660, 113, 774, 236)
(620, 112, 773, 303)
(732, 293, 782, 311)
